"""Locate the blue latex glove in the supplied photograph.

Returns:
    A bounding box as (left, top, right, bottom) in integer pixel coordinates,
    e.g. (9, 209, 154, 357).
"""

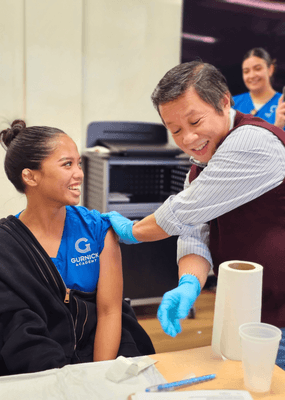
(101, 211, 141, 245)
(157, 274, 201, 337)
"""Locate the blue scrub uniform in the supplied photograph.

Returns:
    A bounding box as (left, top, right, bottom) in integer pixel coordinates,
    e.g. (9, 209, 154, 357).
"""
(16, 206, 111, 292)
(233, 92, 283, 127)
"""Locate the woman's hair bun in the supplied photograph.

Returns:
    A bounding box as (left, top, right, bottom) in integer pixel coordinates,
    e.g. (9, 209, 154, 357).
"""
(0, 119, 26, 148)
(11, 119, 26, 132)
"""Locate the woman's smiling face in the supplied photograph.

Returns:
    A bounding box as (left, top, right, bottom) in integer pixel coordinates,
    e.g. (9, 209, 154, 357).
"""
(33, 135, 84, 207)
(159, 87, 231, 163)
(242, 56, 274, 94)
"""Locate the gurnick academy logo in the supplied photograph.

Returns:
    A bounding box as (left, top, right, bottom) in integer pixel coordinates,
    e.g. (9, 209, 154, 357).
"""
(71, 238, 99, 266)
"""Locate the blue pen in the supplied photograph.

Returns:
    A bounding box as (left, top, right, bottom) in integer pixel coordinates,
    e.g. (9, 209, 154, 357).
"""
(145, 373, 216, 392)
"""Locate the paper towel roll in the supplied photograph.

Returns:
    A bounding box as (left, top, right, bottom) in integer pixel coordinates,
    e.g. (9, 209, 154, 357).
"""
(211, 260, 263, 361)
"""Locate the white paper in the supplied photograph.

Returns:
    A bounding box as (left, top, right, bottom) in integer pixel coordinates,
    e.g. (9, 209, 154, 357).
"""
(84, 145, 110, 153)
(108, 192, 131, 203)
(106, 355, 157, 382)
(131, 389, 253, 400)
(211, 260, 263, 360)
(0, 356, 166, 400)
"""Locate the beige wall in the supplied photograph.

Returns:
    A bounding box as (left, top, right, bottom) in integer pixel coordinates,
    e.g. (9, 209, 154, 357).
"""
(0, 0, 26, 214)
(0, 0, 182, 217)
(82, 0, 182, 131)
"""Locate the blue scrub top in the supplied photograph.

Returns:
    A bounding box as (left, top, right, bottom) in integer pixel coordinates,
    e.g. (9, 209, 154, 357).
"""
(233, 92, 284, 128)
(16, 206, 111, 292)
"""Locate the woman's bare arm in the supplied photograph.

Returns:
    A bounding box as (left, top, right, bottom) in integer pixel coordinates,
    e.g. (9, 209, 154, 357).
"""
(93, 228, 123, 361)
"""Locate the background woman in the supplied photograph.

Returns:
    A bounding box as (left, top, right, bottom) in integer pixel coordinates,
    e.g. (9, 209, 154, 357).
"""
(0, 120, 154, 375)
(233, 47, 285, 129)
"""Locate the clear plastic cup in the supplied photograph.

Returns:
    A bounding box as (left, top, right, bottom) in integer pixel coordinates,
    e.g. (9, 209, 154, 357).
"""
(239, 322, 282, 393)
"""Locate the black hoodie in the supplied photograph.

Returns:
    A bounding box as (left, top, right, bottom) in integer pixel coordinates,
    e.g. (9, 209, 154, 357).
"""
(0, 216, 154, 375)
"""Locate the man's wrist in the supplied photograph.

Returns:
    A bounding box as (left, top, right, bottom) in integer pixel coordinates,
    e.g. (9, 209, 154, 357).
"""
(179, 273, 201, 296)
(125, 221, 140, 243)
(180, 272, 199, 280)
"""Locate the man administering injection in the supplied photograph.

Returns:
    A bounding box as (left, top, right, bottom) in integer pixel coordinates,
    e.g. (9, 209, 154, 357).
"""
(103, 61, 285, 336)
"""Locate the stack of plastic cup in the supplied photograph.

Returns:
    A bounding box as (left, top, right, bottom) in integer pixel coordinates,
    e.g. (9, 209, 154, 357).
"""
(239, 322, 282, 393)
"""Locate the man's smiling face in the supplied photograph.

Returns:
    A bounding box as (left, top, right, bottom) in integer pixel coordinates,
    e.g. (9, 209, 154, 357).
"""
(159, 87, 231, 163)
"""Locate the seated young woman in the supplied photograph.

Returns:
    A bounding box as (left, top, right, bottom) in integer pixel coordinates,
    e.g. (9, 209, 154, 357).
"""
(0, 120, 154, 376)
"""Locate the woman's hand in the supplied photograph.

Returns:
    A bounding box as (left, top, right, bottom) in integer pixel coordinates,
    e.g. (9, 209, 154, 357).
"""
(274, 95, 285, 129)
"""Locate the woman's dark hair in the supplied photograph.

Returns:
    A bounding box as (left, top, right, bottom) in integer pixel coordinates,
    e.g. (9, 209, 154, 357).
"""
(151, 60, 234, 116)
(0, 119, 65, 193)
(243, 47, 276, 82)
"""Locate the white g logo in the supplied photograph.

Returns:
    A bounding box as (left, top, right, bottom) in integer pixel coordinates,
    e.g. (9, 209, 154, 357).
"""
(75, 238, 91, 254)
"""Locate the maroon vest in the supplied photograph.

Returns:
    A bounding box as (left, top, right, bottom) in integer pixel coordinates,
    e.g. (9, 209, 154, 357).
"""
(189, 111, 285, 327)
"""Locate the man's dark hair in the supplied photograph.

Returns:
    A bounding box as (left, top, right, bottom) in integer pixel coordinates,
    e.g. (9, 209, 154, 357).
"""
(151, 61, 234, 115)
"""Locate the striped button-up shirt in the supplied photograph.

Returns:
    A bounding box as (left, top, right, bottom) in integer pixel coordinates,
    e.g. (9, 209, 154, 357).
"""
(154, 109, 285, 267)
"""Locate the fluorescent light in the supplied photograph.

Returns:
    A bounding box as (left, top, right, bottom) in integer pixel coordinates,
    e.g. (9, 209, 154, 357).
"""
(182, 33, 217, 43)
(223, 0, 285, 12)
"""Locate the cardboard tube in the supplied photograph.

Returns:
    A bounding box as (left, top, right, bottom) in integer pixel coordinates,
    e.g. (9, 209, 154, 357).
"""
(211, 260, 263, 360)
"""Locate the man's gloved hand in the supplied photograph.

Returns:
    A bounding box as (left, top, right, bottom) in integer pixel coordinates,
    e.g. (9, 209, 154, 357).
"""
(101, 211, 141, 245)
(157, 274, 201, 337)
